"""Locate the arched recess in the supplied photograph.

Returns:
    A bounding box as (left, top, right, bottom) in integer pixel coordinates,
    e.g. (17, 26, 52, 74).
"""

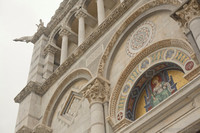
(108, 43, 197, 127)
(42, 68, 93, 126)
(97, 0, 182, 78)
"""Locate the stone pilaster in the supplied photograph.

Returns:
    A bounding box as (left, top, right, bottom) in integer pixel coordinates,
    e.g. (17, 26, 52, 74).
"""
(59, 27, 72, 64)
(171, 0, 200, 63)
(75, 9, 87, 46)
(43, 44, 60, 79)
(82, 77, 110, 133)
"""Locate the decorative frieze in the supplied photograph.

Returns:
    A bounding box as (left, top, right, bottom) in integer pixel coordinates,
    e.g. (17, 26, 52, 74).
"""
(171, 0, 200, 29)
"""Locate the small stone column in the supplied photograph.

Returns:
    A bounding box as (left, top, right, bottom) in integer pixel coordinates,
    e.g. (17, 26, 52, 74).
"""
(82, 78, 110, 133)
(75, 9, 87, 46)
(59, 28, 71, 64)
(171, 0, 200, 62)
(96, 0, 105, 25)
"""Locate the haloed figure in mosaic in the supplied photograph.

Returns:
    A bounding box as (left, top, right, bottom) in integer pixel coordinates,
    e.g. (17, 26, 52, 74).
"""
(150, 76, 171, 107)
(144, 71, 177, 111)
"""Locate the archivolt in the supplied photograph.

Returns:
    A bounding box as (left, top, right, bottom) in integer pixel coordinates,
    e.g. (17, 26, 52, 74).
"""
(42, 68, 93, 126)
(108, 39, 194, 125)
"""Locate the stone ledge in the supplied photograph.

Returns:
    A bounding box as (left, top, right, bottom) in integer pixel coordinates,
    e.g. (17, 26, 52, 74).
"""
(14, 81, 42, 103)
(33, 124, 52, 133)
(16, 126, 32, 133)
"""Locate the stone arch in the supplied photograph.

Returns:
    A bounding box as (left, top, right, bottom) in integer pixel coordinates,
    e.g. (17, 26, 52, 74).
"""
(108, 42, 196, 126)
(65, 7, 78, 28)
(97, 0, 182, 78)
(42, 68, 93, 126)
(48, 24, 62, 45)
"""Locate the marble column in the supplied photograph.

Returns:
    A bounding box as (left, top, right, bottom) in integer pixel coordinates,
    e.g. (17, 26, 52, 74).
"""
(96, 0, 105, 25)
(59, 28, 71, 64)
(82, 78, 110, 133)
(171, 0, 200, 63)
(75, 9, 87, 46)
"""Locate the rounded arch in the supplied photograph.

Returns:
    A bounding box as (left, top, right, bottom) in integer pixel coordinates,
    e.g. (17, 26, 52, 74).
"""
(65, 7, 78, 27)
(125, 62, 185, 121)
(108, 43, 196, 125)
(48, 24, 62, 45)
(97, 0, 183, 78)
(42, 68, 93, 126)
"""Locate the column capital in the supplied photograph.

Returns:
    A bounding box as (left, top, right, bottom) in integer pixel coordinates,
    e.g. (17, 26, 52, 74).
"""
(171, 0, 200, 29)
(82, 76, 110, 104)
(44, 44, 60, 55)
(75, 8, 87, 19)
(59, 27, 72, 37)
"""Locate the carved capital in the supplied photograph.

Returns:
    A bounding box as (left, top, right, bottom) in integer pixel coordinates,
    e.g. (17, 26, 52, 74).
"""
(75, 9, 87, 19)
(59, 27, 72, 37)
(171, 0, 200, 29)
(44, 44, 60, 55)
(33, 124, 52, 133)
(82, 77, 110, 104)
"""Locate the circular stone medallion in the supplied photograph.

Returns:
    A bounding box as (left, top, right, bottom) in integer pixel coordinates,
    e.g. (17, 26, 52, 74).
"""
(126, 21, 155, 57)
(185, 61, 194, 71)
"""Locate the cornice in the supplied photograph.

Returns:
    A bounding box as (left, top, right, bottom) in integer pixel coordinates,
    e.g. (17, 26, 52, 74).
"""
(31, 0, 79, 43)
(14, 81, 42, 103)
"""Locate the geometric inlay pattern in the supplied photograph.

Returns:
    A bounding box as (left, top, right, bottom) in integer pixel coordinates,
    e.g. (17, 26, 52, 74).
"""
(126, 21, 155, 57)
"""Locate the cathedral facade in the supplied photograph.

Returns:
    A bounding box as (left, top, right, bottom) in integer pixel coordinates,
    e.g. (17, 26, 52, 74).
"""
(15, 0, 200, 133)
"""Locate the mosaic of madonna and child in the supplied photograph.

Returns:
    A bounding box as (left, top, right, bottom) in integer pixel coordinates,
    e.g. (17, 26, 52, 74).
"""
(144, 70, 177, 112)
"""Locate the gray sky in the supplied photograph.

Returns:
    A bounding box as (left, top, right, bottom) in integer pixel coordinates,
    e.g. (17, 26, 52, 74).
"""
(0, 0, 63, 132)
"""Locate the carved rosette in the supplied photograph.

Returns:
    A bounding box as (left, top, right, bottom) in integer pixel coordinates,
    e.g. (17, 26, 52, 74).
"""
(172, 0, 200, 29)
(75, 9, 87, 19)
(82, 77, 110, 104)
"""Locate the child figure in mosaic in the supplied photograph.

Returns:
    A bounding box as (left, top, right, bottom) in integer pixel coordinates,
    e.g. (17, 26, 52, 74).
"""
(144, 71, 177, 112)
(150, 76, 171, 107)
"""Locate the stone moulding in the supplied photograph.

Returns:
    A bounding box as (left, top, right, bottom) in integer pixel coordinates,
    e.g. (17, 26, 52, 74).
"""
(15, 0, 138, 103)
(14, 81, 42, 103)
(16, 126, 32, 133)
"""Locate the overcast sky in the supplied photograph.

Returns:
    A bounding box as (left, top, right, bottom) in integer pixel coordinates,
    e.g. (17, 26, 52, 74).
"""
(0, 0, 63, 132)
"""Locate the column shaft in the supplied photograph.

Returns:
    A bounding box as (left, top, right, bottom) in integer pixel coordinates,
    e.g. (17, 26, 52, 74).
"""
(60, 35, 68, 64)
(78, 16, 85, 46)
(97, 0, 105, 25)
(90, 103, 105, 133)
(189, 17, 200, 50)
